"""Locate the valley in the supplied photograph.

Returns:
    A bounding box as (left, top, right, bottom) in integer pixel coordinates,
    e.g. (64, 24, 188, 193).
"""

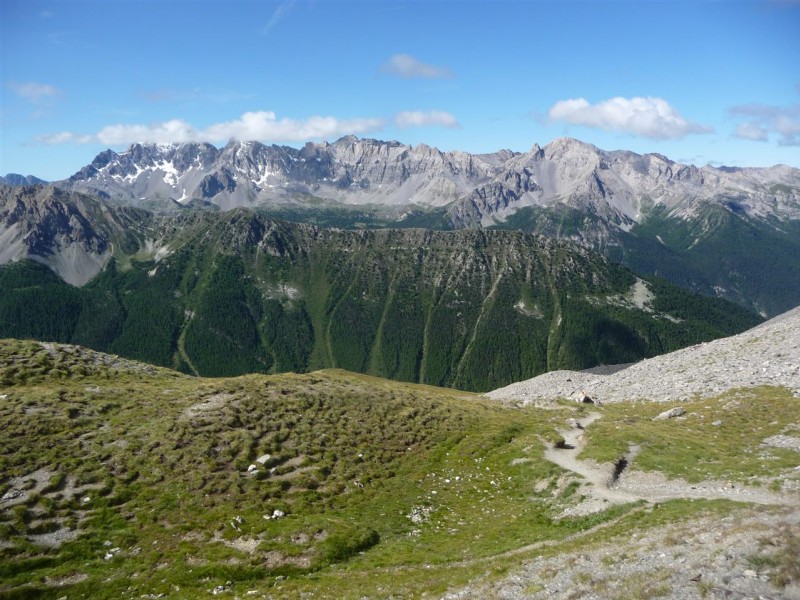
(0, 186, 762, 392)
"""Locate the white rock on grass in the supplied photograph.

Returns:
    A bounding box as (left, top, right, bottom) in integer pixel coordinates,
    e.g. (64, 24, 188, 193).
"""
(653, 407, 686, 420)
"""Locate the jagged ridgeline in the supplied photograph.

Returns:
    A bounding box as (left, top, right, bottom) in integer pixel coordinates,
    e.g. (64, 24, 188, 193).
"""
(0, 199, 761, 391)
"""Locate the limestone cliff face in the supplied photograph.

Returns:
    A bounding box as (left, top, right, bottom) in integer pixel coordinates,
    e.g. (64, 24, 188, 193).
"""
(448, 137, 800, 227)
(61, 137, 505, 210)
(61, 136, 800, 228)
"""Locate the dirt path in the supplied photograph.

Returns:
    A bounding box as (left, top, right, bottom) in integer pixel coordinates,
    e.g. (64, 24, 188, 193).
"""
(544, 412, 637, 506)
(546, 412, 796, 511)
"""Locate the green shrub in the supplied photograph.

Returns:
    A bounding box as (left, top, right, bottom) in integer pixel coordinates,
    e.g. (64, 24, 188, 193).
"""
(318, 525, 380, 564)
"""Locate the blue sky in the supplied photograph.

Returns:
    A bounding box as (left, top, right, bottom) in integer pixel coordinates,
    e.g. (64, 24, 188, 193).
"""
(1, 0, 799, 180)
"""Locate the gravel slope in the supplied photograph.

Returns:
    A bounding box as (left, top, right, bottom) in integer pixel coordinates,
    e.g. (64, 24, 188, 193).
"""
(443, 506, 800, 600)
(486, 306, 800, 405)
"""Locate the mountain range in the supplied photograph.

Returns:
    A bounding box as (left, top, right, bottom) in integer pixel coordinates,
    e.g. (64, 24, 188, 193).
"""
(0, 173, 48, 186)
(56, 136, 800, 317)
(61, 137, 800, 226)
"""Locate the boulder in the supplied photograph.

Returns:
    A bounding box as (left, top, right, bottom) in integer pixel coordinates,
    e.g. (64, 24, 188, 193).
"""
(653, 407, 686, 420)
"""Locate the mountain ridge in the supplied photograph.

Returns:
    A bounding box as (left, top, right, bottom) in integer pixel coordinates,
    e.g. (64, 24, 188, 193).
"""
(59, 136, 800, 224)
(0, 186, 762, 392)
(53, 136, 800, 317)
(0, 174, 48, 186)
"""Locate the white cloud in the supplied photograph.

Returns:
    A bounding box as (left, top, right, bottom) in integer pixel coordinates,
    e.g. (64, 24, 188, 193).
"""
(733, 122, 768, 142)
(95, 119, 199, 145)
(36, 111, 386, 146)
(202, 111, 385, 142)
(395, 110, 460, 129)
(730, 103, 800, 146)
(548, 96, 712, 140)
(379, 54, 453, 79)
(7, 81, 62, 102)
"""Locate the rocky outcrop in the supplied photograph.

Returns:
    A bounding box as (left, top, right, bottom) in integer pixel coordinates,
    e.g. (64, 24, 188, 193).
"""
(653, 407, 686, 420)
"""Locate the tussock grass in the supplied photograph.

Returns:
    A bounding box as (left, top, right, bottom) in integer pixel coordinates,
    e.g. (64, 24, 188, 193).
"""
(749, 524, 800, 588)
(579, 386, 800, 484)
(1, 340, 796, 598)
(0, 340, 609, 598)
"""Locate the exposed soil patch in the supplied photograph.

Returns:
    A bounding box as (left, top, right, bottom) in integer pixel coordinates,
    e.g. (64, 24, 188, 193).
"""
(182, 393, 235, 419)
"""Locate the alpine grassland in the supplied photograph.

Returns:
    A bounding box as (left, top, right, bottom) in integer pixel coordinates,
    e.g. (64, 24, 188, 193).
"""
(3, 341, 796, 598)
(578, 386, 800, 484)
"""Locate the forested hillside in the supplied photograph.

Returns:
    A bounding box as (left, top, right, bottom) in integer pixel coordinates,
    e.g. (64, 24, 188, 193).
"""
(0, 209, 761, 392)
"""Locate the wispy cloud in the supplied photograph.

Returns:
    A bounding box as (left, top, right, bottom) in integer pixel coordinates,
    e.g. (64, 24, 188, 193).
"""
(262, 0, 297, 36)
(7, 81, 62, 103)
(733, 122, 768, 142)
(36, 111, 386, 145)
(379, 54, 453, 79)
(730, 103, 800, 146)
(395, 110, 460, 129)
(548, 96, 712, 140)
(139, 87, 254, 105)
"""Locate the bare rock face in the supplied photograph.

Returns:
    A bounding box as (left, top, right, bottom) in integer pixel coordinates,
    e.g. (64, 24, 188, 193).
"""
(60, 136, 800, 231)
(449, 137, 800, 227)
(0, 185, 147, 285)
(61, 137, 505, 210)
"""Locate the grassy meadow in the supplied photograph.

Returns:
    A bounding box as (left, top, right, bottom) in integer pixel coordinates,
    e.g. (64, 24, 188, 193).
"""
(0, 340, 797, 598)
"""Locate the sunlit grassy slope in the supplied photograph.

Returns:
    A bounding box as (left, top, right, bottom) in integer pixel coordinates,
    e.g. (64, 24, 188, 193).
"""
(0, 339, 797, 599)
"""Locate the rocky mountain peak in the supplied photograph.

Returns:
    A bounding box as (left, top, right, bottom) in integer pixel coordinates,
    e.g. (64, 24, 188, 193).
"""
(0, 174, 48, 186)
(0, 185, 147, 285)
(544, 137, 600, 159)
(57, 136, 800, 229)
